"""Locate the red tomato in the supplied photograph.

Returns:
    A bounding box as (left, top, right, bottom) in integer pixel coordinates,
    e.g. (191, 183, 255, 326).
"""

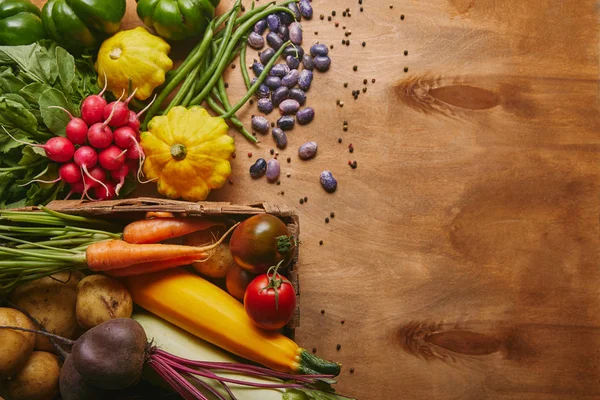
(244, 271, 296, 330)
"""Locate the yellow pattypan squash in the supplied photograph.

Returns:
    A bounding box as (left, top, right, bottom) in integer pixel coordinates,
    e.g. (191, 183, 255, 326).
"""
(141, 106, 235, 201)
(95, 27, 173, 101)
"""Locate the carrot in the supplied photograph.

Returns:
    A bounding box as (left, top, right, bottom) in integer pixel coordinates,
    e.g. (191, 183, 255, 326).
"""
(87, 222, 239, 272)
(105, 254, 204, 277)
(123, 217, 223, 244)
(145, 211, 175, 219)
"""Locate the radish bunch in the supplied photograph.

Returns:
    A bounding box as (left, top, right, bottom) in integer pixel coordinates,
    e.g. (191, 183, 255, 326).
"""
(8, 83, 153, 201)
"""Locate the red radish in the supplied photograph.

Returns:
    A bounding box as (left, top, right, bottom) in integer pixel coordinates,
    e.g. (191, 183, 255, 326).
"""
(1, 126, 75, 163)
(111, 163, 129, 195)
(65, 181, 85, 200)
(59, 162, 82, 184)
(126, 143, 142, 160)
(74, 146, 109, 199)
(48, 106, 88, 145)
(92, 181, 116, 200)
(19, 161, 82, 188)
(81, 74, 109, 125)
(99, 145, 127, 171)
(87, 123, 113, 149)
(113, 126, 138, 149)
(126, 94, 157, 132)
(87, 91, 125, 149)
(126, 110, 140, 132)
(103, 88, 138, 128)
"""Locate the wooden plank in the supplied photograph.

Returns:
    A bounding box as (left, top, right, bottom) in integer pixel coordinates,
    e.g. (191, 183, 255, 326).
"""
(30, 0, 600, 398)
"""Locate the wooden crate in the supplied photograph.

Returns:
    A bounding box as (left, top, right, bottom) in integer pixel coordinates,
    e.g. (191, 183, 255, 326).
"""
(43, 197, 301, 337)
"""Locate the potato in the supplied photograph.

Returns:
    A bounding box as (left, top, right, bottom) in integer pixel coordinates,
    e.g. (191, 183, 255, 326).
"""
(9, 272, 82, 352)
(183, 227, 235, 278)
(76, 274, 133, 330)
(2, 351, 60, 400)
(0, 308, 35, 379)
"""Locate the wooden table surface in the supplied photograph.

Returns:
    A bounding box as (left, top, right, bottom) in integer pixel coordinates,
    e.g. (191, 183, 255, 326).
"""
(34, 0, 600, 398)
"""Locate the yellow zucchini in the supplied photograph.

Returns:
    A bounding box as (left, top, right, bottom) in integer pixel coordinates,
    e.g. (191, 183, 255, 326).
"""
(133, 312, 285, 400)
(124, 268, 340, 376)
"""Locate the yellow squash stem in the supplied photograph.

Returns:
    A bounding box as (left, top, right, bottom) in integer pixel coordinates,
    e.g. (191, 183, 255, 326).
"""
(123, 268, 340, 376)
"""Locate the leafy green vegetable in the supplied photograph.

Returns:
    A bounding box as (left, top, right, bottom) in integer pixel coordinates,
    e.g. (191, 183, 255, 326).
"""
(0, 40, 99, 207)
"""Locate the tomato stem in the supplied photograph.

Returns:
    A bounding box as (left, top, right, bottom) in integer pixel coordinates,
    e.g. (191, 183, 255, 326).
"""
(263, 260, 285, 311)
(276, 234, 295, 254)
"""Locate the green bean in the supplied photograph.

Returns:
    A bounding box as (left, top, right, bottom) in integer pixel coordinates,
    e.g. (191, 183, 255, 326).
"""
(221, 40, 291, 119)
(240, 36, 251, 89)
(189, 0, 241, 103)
(143, 24, 215, 127)
(213, 0, 297, 40)
(189, 7, 292, 107)
(212, 82, 255, 143)
(182, 46, 213, 107)
(206, 94, 256, 143)
(166, 62, 204, 113)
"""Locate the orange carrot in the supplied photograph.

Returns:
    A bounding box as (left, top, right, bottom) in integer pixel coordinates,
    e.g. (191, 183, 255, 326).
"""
(145, 211, 175, 219)
(87, 222, 239, 272)
(105, 255, 204, 277)
(123, 217, 223, 244)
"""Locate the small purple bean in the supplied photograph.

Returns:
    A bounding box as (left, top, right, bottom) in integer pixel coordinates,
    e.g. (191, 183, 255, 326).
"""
(288, 88, 306, 105)
(287, 3, 301, 21)
(259, 48, 276, 65)
(278, 11, 294, 25)
(277, 25, 289, 41)
(255, 84, 270, 98)
(254, 19, 267, 34)
(279, 99, 300, 115)
(282, 69, 300, 88)
(298, 69, 313, 91)
(302, 54, 314, 70)
(265, 76, 282, 90)
(283, 45, 304, 59)
(310, 43, 328, 57)
(269, 63, 289, 77)
(250, 158, 267, 178)
(314, 56, 331, 72)
(252, 61, 264, 76)
(298, 141, 318, 160)
(286, 55, 300, 69)
(247, 32, 265, 49)
(296, 107, 314, 125)
(257, 98, 274, 114)
(267, 14, 281, 31)
(320, 170, 337, 192)
(266, 32, 283, 50)
(272, 128, 287, 149)
(266, 159, 280, 181)
(298, 0, 313, 19)
(289, 22, 303, 45)
(277, 115, 295, 130)
(251, 116, 270, 133)
(271, 86, 290, 106)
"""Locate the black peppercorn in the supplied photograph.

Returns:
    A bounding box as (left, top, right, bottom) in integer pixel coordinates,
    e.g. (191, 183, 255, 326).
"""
(300, 198, 304, 204)
(350, 368, 355, 374)
(336, 344, 341, 351)
(304, 196, 308, 202)
(363, 79, 367, 84)
(401, 14, 405, 20)
(312, 347, 317, 353)
(404, 50, 408, 56)
(338, 137, 343, 143)
(404, 66, 409, 72)
(321, 309, 325, 314)
(319, 240, 323, 245)
(287, 157, 291, 163)
(330, 212, 335, 218)
(360, 7, 363, 11)
(328, 16, 332, 21)
(353, 65, 357, 71)
(325, 217, 329, 223)
(362, 41, 366, 47)
(332, 10, 336, 16)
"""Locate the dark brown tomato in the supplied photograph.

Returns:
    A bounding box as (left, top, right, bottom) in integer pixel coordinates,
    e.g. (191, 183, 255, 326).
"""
(229, 214, 295, 274)
(226, 265, 256, 301)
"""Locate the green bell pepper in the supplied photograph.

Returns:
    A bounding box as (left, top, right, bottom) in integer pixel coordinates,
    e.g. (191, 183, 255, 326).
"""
(136, 0, 220, 41)
(0, 0, 47, 46)
(41, 0, 126, 51)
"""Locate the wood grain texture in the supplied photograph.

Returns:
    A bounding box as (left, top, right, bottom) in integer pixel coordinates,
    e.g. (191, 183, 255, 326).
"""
(31, 0, 600, 398)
